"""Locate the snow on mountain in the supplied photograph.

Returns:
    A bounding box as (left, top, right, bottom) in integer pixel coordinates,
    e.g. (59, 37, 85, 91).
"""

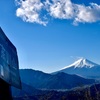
(53, 58, 100, 79)
(62, 58, 99, 69)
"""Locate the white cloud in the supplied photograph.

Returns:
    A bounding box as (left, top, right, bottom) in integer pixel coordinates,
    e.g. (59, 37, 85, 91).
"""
(74, 3, 100, 25)
(15, 0, 100, 26)
(49, 0, 75, 19)
(16, 0, 47, 25)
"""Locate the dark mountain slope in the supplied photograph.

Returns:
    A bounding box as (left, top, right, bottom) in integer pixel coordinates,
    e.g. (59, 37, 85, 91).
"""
(19, 69, 95, 90)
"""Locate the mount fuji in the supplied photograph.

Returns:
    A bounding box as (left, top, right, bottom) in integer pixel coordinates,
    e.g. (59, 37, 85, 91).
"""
(54, 58, 100, 79)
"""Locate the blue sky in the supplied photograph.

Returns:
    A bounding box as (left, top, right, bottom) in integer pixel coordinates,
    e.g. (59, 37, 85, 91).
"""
(0, 0, 100, 73)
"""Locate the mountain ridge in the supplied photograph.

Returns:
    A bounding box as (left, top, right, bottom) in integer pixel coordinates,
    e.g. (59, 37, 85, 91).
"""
(19, 69, 95, 90)
(54, 58, 100, 79)
(61, 58, 100, 69)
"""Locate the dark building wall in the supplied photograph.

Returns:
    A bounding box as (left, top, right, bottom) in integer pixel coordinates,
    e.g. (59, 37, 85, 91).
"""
(0, 78, 12, 100)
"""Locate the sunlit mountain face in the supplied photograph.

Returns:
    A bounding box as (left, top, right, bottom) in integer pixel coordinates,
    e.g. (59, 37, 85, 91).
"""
(54, 58, 100, 79)
(61, 58, 99, 69)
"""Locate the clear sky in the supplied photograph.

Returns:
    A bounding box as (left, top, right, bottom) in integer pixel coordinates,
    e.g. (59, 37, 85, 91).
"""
(0, 0, 100, 73)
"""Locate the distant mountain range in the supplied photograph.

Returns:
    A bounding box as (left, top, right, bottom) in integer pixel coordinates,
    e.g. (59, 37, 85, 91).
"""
(12, 58, 100, 99)
(19, 69, 95, 90)
(12, 68, 95, 97)
(54, 58, 100, 79)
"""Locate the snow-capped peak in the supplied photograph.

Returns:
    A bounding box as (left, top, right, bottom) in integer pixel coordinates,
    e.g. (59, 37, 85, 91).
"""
(62, 58, 99, 69)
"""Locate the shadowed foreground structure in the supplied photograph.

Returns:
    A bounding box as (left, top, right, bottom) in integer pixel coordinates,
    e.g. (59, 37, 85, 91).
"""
(0, 78, 12, 100)
(0, 27, 21, 100)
